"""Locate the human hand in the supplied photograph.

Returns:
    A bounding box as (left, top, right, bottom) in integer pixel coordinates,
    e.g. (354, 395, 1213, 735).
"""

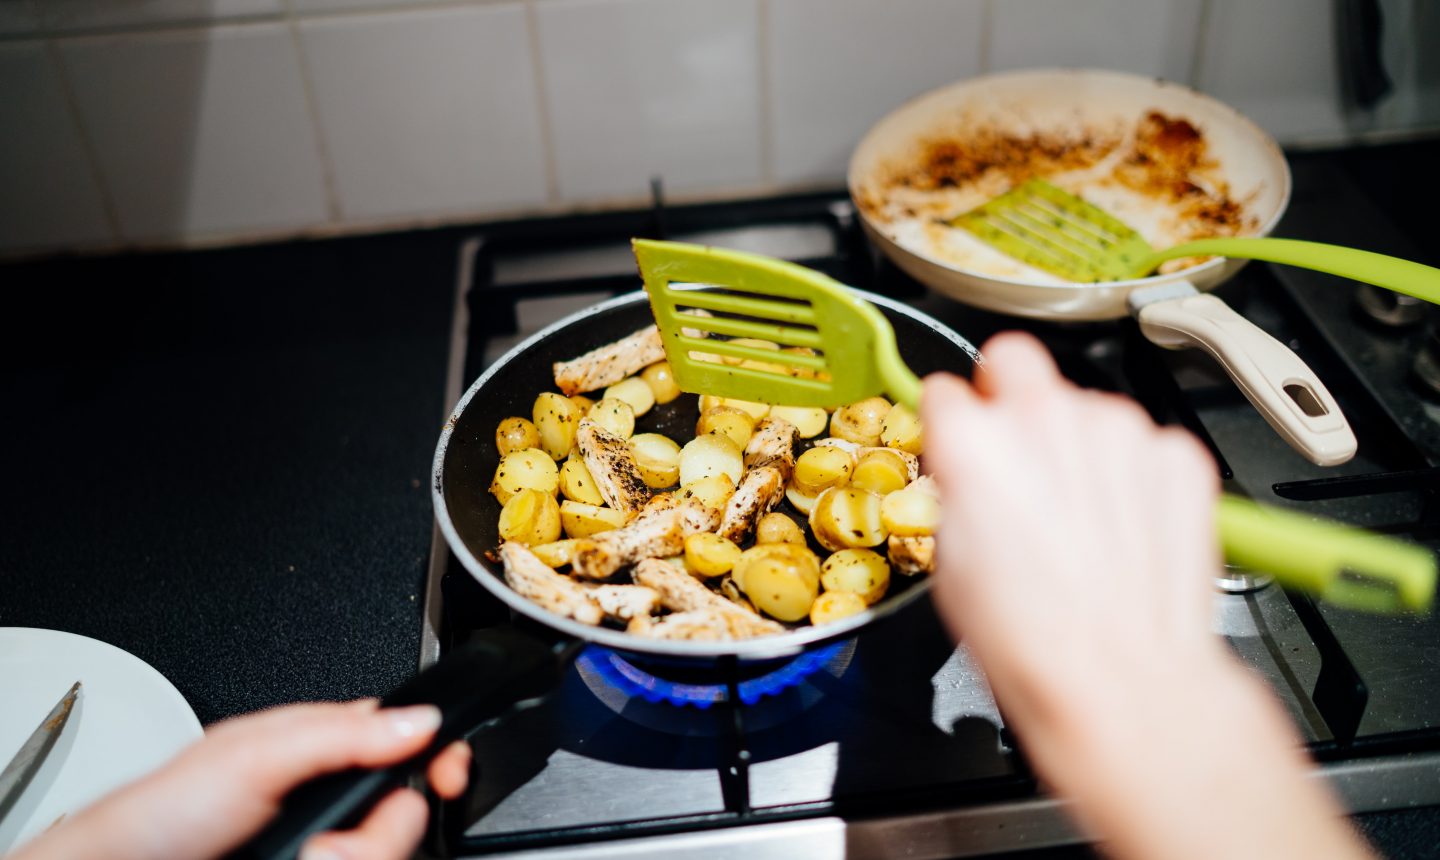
(12, 700, 471, 860)
(921, 332, 1369, 860)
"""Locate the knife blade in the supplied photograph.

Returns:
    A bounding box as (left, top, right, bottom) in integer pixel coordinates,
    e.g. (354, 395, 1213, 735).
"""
(0, 681, 82, 825)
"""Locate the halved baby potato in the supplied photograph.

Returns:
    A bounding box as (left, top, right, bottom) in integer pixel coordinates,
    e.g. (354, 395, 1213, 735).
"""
(830, 397, 891, 446)
(533, 392, 581, 460)
(699, 394, 770, 421)
(820, 548, 890, 605)
(495, 417, 540, 457)
(630, 432, 682, 489)
(809, 486, 887, 551)
(678, 433, 744, 487)
(880, 403, 923, 454)
(768, 405, 829, 438)
(755, 512, 807, 545)
(880, 485, 940, 536)
(697, 406, 757, 449)
(498, 489, 562, 545)
(810, 590, 868, 626)
(850, 448, 909, 496)
(559, 500, 629, 538)
(559, 457, 606, 506)
(587, 397, 636, 439)
(792, 445, 855, 496)
(640, 361, 682, 405)
(603, 376, 656, 417)
(733, 543, 821, 622)
(491, 448, 560, 504)
(684, 532, 743, 578)
(529, 538, 584, 568)
(677, 475, 737, 511)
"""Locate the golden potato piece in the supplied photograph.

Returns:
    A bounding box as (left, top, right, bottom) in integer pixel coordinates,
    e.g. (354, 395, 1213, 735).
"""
(684, 532, 743, 578)
(820, 548, 890, 605)
(498, 489, 562, 545)
(587, 397, 636, 439)
(533, 392, 581, 460)
(560, 457, 606, 506)
(735, 544, 821, 622)
(810, 590, 868, 626)
(490, 448, 560, 504)
(768, 405, 828, 438)
(755, 512, 806, 545)
(851, 449, 909, 496)
(529, 538, 584, 568)
(496, 417, 539, 457)
(603, 376, 656, 417)
(640, 361, 682, 405)
(677, 475, 737, 511)
(630, 432, 681, 489)
(809, 486, 887, 551)
(678, 433, 744, 487)
(697, 406, 757, 449)
(830, 397, 891, 446)
(792, 445, 854, 495)
(699, 394, 770, 421)
(559, 500, 630, 539)
(880, 403, 923, 454)
(881, 486, 940, 537)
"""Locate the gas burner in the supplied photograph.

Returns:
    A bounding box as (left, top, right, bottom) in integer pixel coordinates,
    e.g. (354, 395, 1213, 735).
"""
(577, 643, 849, 709)
(1355, 284, 1428, 329)
(574, 641, 856, 735)
(1215, 562, 1274, 594)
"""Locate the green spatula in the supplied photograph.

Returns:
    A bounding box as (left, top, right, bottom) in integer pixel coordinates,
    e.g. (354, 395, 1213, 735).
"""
(632, 237, 1436, 613)
(952, 179, 1440, 299)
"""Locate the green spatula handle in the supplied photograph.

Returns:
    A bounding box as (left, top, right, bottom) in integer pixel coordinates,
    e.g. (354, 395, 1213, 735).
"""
(1144, 238, 1440, 305)
(1216, 494, 1435, 612)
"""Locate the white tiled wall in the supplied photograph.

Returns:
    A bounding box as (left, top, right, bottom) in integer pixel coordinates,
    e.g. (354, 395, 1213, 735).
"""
(2, 0, 1437, 256)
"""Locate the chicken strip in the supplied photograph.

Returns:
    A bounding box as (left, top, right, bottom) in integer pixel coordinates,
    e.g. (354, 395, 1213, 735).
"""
(500, 542, 603, 624)
(743, 417, 798, 479)
(576, 418, 651, 515)
(584, 583, 660, 622)
(631, 559, 784, 637)
(888, 534, 936, 576)
(717, 466, 786, 544)
(553, 326, 666, 396)
(627, 609, 734, 641)
(571, 498, 721, 579)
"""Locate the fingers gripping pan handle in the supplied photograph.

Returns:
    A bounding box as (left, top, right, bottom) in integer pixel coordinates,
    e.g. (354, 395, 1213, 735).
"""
(226, 627, 577, 860)
(1131, 285, 1357, 467)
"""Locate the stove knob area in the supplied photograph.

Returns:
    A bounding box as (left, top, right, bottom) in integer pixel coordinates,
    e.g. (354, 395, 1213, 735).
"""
(1356, 283, 1427, 328)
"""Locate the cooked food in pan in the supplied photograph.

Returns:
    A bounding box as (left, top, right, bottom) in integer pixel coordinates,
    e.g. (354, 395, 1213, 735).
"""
(488, 325, 938, 640)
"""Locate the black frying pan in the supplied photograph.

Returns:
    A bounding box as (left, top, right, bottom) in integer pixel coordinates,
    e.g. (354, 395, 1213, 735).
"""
(230, 289, 979, 859)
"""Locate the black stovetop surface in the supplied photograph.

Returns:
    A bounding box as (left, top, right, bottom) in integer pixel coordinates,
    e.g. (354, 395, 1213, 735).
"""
(430, 142, 1440, 856)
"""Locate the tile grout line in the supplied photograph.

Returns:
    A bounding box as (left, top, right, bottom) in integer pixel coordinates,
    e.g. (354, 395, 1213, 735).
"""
(756, 0, 773, 185)
(1188, 0, 1214, 89)
(525, 0, 561, 205)
(43, 37, 124, 243)
(282, 0, 344, 224)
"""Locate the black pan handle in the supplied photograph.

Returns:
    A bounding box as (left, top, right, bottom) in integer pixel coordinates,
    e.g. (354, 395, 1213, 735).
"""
(225, 626, 579, 860)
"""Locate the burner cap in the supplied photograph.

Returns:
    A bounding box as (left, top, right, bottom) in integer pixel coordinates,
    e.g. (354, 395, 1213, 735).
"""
(577, 643, 847, 709)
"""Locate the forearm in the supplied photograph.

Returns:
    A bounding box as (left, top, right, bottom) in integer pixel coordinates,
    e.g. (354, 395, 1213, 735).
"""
(1030, 654, 1372, 860)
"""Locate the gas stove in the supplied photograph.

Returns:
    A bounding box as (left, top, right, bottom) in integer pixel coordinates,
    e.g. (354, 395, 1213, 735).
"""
(419, 156, 1440, 858)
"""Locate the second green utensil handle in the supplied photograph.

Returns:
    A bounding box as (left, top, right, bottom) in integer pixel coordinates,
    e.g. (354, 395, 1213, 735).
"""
(1147, 238, 1440, 306)
(1216, 494, 1435, 612)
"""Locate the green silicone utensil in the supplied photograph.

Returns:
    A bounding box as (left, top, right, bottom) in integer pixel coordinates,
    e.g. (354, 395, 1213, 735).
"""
(632, 238, 1437, 614)
(952, 178, 1440, 299)
(634, 238, 922, 411)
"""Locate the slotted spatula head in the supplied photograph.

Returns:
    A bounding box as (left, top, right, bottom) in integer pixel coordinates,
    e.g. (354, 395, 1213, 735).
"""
(632, 239, 921, 410)
(951, 179, 1157, 282)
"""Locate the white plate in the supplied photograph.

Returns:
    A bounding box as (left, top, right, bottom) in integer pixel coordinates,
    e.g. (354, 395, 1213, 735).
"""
(0, 627, 203, 853)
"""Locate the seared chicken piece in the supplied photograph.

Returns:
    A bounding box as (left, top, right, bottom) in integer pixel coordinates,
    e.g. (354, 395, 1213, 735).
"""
(584, 583, 660, 622)
(888, 534, 936, 576)
(500, 542, 603, 624)
(717, 466, 786, 544)
(576, 419, 651, 515)
(639, 492, 677, 515)
(908, 474, 938, 497)
(813, 437, 861, 455)
(743, 417, 798, 479)
(571, 498, 721, 579)
(627, 609, 734, 641)
(632, 559, 784, 637)
(553, 326, 666, 396)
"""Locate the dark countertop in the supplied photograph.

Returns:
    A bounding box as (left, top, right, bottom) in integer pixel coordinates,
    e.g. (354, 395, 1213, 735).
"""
(1, 230, 459, 724)
(2, 140, 1438, 858)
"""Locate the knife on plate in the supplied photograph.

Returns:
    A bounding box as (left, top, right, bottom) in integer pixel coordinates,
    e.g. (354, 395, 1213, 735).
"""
(0, 681, 82, 825)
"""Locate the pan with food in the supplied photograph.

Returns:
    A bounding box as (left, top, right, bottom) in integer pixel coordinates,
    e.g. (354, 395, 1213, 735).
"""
(848, 68, 1356, 467)
(232, 289, 979, 859)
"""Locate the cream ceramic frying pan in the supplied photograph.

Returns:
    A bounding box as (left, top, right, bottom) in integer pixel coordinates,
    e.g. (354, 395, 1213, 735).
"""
(848, 68, 1356, 467)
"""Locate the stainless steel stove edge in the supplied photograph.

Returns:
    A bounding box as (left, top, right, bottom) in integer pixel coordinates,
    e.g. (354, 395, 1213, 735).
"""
(461, 751, 1440, 860)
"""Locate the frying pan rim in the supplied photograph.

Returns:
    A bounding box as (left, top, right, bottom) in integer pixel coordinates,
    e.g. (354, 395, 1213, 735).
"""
(431, 289, 979, 659)
(846, 66, 1294, 292)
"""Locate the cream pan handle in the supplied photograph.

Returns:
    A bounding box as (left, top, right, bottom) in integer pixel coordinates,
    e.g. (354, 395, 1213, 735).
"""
(1131, 285, 1357, 467)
